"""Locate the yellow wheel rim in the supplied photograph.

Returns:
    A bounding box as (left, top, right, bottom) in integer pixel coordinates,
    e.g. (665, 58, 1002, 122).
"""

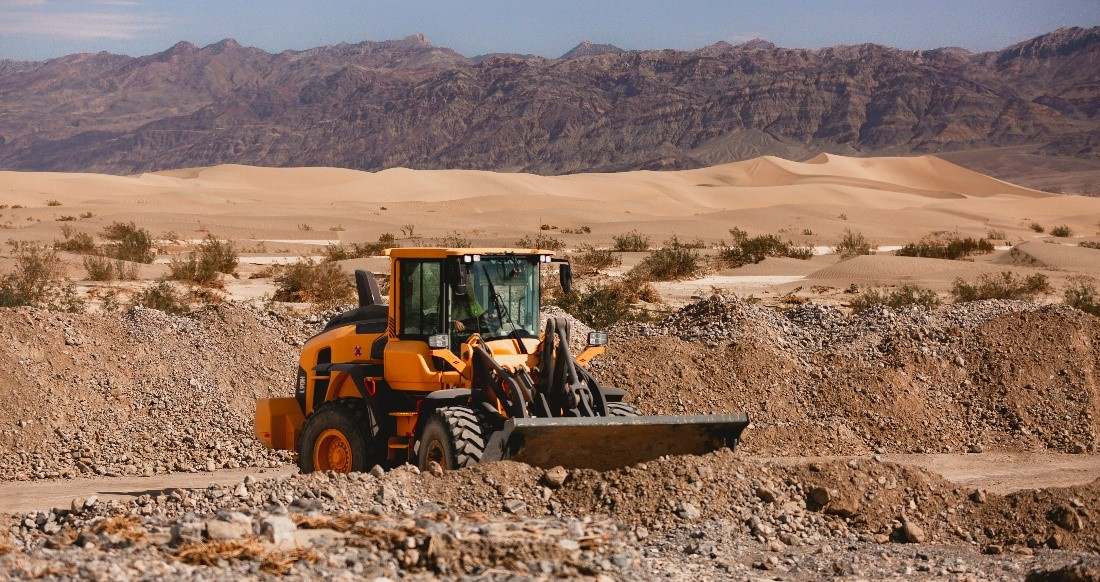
(314, 429, 353, 473)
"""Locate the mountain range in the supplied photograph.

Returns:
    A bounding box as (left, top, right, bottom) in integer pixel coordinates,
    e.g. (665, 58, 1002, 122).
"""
(0, 28, 1097, 180)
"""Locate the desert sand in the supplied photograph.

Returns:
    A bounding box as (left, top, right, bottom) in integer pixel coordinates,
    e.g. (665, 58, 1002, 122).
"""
(2, 152, 1098, 306)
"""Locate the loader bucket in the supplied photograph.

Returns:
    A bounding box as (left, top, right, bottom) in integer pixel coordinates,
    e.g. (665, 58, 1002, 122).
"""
(481, 413, 749, 470)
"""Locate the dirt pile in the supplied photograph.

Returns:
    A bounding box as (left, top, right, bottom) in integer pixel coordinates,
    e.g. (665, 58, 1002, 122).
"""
(593, 295, 1100, 456)
(3, 451, 1096, 579)
(0, 304, 325, 480)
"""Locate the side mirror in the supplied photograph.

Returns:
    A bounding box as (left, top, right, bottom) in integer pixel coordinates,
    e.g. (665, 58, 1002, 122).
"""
(559, 263, 573, 294)
(447, 261, 467, 296)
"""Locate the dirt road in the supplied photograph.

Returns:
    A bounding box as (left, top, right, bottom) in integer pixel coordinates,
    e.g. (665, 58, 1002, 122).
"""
(0, 466, 297, 515)
(3, 452, 1097, 516)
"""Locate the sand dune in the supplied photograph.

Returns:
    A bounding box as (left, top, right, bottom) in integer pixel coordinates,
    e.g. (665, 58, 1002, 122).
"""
(2, 153, 1099, 305)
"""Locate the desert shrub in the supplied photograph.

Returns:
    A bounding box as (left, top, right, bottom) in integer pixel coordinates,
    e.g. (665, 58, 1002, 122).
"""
(987, 229, 1007, 240)
(273, 259, 354, 308)
(1029, 222, 1045, 233)
(101, 221, 154, 263)
(131, 280, 190, 315)
(54, 229, 96, 254)
(0, 241, 64, 306)
(551, 277, 660, 328)
(83, 255, 116, 281)
(834, 229, 873, 258)
(950, 272, 1051, 302)
(515, 233, 565, 251)
(570, 245, 621, 274)
(45, 199, 61, 206)
(612, 230, 650, 252)
(79, 212, 94, 219)
(438, 231, 471, 248)
(719, 229, 814, 267)
(849, 285, 941, 313)
(1050, 225, 1073, 237)
(895, 234, 994, 260)
(561, 226, 591, 234)
(1079, 241, 1100, 250)
(1065, 279, 1100, 317)
(0, 241, 84, 311)
(631, 236, 702, 281)
(56, 215, 76, 221)
(324, 234, 398, 261)
(169, 235, 238, 287)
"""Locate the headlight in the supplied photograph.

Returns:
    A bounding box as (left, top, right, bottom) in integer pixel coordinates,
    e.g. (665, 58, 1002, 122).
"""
(587, 332, 608, 346)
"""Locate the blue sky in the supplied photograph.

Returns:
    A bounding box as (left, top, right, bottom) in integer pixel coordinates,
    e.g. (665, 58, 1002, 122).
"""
(1, 0, 1098, 61)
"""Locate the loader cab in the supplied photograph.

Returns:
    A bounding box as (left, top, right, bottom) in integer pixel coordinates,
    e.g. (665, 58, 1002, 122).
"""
(447, 253, 542, 346)
(392, 250, 546, 347)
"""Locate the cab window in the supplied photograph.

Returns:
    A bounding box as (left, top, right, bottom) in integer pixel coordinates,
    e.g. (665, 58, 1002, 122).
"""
(398, 259, 443, 338)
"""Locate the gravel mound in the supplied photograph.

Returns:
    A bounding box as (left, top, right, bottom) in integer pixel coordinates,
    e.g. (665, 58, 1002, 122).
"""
(2, 451, 1096, 579)
(0, 304, 316, 481)
(595, 295, 1099, 456)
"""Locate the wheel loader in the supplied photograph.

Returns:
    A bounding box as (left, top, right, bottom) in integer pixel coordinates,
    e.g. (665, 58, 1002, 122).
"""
(254, 247, 749, 473)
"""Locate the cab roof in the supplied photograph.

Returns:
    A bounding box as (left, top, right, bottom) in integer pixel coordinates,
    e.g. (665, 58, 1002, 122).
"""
(386, 247, 558, 259)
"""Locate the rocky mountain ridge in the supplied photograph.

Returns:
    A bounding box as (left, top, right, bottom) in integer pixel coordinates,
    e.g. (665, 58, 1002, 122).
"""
(0, 27, 1097, 175)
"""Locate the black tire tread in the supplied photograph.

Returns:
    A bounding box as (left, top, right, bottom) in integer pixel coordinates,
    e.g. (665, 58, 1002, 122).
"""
(418, 405, 491, 469)
(607, 402, 641, 417)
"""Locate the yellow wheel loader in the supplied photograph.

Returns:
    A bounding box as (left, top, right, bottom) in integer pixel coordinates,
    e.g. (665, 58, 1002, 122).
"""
(254, 248, 749, 473)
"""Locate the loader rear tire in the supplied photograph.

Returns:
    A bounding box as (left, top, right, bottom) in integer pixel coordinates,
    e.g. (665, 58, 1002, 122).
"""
(296, 398, 381, 474)
(607, 402, 641, 416)
(416, 406, 488, 471)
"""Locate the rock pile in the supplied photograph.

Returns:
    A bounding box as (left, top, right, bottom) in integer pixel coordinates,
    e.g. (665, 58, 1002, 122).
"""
(3, 451, 1097, 579)
(595, 295, 1100, 456)
(0, 304, 312, 480)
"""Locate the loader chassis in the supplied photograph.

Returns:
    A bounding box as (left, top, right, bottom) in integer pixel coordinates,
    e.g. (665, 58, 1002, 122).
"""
(254, 248, 749, 472)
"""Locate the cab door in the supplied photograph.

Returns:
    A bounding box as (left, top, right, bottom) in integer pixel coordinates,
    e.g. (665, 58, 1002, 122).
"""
(385, 258, 448, 390)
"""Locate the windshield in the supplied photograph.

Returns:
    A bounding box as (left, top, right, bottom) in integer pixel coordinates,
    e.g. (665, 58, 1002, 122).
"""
(450, 255, 540, 342)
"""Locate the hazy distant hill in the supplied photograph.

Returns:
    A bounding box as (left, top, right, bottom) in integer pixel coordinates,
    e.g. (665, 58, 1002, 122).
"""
(0, 28, 1097, 178)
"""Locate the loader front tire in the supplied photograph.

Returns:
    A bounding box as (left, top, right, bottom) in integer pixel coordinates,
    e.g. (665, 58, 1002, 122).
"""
(607, 402, 641, 416)
(416, 406, 488, 471)
(296, 398, 380, 474)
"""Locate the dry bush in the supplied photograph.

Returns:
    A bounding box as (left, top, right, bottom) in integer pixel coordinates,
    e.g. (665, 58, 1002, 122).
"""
(169, 235, 238, 287)
(849, 285, 941, 313)
(895, 233, 994, 260)
(612, 230, 650, 252)
(516, 233, 565, 251)
(83, 254, 116, 281)
(274, 259, 354, 308)
(630, 236, 702, 281)
(1079, 241, 1100, 250)
(719, 228, 813, 267)
(102, 221, 154, 263)
(131, 280, 190, 315)
(54, 226, 96, 254)
(1050, 225, 1073, 237)
(0, 241, 84, 312)
(1064, 278, 1100, 317)
(438, 231, 471, 248)
(833, 229, 873, 258)
(551, 276, 661, 328)
(324, 234, 397, 261)
(570, 245, 621, 275)
(1029, 222, 1045, 233)
(951, 272, 1051, 302)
